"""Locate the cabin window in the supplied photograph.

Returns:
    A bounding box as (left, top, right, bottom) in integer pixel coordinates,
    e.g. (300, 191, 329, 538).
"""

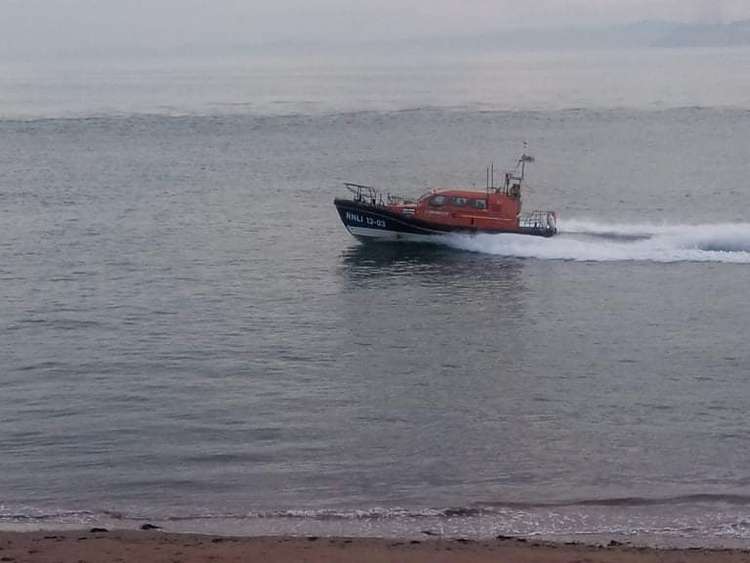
(451, 197, 468, 207)
(470, 199, 487, 209)
(429, 195, 447, 207)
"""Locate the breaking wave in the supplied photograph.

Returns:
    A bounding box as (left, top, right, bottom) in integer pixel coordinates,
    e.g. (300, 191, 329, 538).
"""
(6, 495, 750, 525)
(445, 220, 750, 263)
(7, 498, 750, 546)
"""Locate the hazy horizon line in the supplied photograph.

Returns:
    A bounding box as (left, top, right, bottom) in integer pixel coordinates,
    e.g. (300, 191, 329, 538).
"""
(3, 18, 750, 64)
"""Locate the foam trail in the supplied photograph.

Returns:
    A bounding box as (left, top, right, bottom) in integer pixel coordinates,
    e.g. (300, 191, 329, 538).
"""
(445, 220, 750, 263)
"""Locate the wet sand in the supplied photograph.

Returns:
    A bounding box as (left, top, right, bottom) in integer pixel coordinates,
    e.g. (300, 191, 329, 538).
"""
(2, 530, 750, 563)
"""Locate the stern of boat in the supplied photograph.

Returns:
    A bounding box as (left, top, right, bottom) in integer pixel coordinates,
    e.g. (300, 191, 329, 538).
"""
(518, 210, 558, 237)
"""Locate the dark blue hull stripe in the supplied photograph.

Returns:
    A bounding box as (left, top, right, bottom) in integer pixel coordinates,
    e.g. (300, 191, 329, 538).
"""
(333, 199, 554, 238)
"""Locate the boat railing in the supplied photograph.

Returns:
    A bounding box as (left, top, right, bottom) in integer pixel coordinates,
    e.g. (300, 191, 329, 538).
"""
(345, 183, 380, 204)
(344, 182, 414, 207)
(519, 210, 557, 235)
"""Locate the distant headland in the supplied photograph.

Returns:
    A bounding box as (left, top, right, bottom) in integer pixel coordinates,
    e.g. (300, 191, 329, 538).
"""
(652, 20, 750, 47)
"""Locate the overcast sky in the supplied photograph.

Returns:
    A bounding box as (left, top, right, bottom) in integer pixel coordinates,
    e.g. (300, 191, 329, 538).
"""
(2, 0, 750, 57)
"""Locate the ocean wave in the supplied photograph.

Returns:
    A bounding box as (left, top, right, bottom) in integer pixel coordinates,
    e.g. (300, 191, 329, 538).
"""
(478, 493, 750, 509)
(0, 508, 99, 522)
(1, 104, 746, 125)
(7, 500, 750, 545)
(6, 494, 750, 525)
(444, 220, 750, 263)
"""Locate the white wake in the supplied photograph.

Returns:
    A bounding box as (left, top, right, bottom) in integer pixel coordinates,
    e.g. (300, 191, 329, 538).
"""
(445, 220, 750, 263)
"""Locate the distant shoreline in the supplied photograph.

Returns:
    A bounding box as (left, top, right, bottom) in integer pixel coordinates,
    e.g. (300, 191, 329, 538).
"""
(2, 530, 750, 563)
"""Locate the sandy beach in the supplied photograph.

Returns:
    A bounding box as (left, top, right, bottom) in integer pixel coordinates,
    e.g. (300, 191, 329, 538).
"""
(2, 530, 750, 563)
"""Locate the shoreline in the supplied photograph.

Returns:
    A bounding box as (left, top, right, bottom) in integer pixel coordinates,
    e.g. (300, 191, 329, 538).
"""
(2, 530, 750, 563)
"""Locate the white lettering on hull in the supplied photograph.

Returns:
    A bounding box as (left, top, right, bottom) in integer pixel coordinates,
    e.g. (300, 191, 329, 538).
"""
(345, 211, 386, 228)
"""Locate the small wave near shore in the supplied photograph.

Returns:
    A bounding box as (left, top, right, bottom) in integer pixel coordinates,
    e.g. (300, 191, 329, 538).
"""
(6, 497, 750, 548)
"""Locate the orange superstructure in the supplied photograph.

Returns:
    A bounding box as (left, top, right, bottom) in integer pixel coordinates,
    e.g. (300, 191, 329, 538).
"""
(390, 186, 523, 233)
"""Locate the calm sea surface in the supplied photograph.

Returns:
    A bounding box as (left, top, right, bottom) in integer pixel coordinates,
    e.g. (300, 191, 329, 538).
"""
(2, 48, 750, 545)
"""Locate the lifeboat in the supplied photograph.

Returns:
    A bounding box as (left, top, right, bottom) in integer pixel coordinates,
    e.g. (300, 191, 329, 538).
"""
(334, 152, 557, 242)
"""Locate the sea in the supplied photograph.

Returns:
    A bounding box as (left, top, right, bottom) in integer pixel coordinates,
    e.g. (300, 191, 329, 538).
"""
(2, 47, 750, 547)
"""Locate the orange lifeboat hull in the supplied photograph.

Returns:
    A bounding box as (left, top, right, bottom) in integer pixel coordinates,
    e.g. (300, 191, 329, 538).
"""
(334, 188, 556, 242)
(335, 154, 557, 242)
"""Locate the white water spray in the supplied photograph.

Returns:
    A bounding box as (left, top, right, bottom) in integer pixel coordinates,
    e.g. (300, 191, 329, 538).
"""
(445, 220, 750, 263)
